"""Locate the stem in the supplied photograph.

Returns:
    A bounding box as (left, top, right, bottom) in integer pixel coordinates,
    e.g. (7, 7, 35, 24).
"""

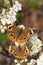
(0, 4, 7, 9)
(9, 0, 13, 7)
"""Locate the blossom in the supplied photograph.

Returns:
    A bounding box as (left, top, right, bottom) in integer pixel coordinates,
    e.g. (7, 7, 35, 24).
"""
(29, 34, 42, 46)
(16, 63, 20, 65)
(27, 63, 31, 65)
(15, 42, 26, 47)
(1, 18, 7, 25)
(15, 1, 22, 11)
(37, 59, 43, 65)
(2, 9, 5, 15)
(9, 10, 16, 16)
(30, 45, 41, 55)
(0, 24, 6, 33)
(1, 11, 17, 25)
(0, 1, 22, 26)
(27, 59, 36, 65)
(18, 25, 25, 29)
(29, 34, 43, 55)
(14, 59, 18, 63)
(10, 4, 18, 13)
(30, 59, 36, 65)
(1, 28, 5, 33)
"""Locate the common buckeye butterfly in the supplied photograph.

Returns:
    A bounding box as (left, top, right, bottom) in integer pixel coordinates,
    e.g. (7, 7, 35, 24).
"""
(0, 25, 36, 59)
(6, 25, 35, 44)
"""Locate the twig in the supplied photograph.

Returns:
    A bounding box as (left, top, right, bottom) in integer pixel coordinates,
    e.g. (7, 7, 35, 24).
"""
(0, 4, 7, 9)
(9, 0, 13, 7)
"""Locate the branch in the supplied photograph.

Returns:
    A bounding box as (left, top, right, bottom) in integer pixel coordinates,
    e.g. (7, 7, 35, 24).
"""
(9, 0, 13, 7)
(0, 4, 7, 9)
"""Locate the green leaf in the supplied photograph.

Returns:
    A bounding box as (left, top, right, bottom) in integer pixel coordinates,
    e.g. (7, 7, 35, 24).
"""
(25, 0, 30, 5)
(16, 13, 24, 20)
(30, 0, 41, 12)
(0, 0, 4, 4)
(0, 32, 9, 45)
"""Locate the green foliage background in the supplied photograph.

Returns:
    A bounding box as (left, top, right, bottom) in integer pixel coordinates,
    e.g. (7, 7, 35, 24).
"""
(0, 32, 9, 45)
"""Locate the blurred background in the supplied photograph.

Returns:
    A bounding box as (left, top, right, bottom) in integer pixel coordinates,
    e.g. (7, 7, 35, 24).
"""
(0, 0, 43, 65)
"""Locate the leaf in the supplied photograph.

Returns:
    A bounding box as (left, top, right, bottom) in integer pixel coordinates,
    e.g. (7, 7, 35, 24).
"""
(0, 32, 9, 45)
(16, 13, 24, 20)
(25, 0, 30, 5)
(30, 0, 41, 12)
(0, 0, 4, 4)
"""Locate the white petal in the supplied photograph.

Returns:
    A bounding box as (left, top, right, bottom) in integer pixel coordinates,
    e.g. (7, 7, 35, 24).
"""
(13, 5, 18, 12)
(14, 59, 18, 63)
(15, 1, 22, 11)
(2, 9, 5, 15)
(39, 55, 43, 61)
(6, 19, 11, 24)
(1, 18, 7, 25)
(18, 25, 25, 29)
(16, 63, 20, 65)
(4, 26, 6, 29)
(1, 28, 5, 33)
(15, 1, 19, 4)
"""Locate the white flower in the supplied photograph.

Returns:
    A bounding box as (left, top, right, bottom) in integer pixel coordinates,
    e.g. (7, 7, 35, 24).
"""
(7, 16, 17, 24)
(25, 59, 28, 62)
(37, 59, 43, 65)
(27, 63, 31, 65)
(29, 34, 43, 55)
(18, 25, 25, 29)
(16, 63, 20, 65)
(11, 15, 17, 22)
(1, 18, 7, 25)
(6, 19, 11, 24)
(29, 34, 42, 46)
(37, 53, 43, 65)
(0, 1, 22, 26)
(9, 11, 16, 16)
(4, 26, 6, 29)
(2, 9, 5, 15)
(10, 4, 18, 12)
(1, 28, 5, 33)
(30, 45, 41, 55)
(15, 1, 22, 11)
(39, 52, 43, 61)
(15, 42, 26, 47)
(27, 59, 36, 65)
(1, 12, 17, 25)
(30, 59, 36, 65)
(14, 59, 18, 63)
(20, 59, 24, 63)
(4, 12, 11, 19)
(0, 24, 6, 33)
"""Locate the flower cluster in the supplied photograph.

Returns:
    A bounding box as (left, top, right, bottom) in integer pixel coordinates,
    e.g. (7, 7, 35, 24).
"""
(29, 34, 43, 55)
(13, 54, 43, 65)
(0, 1, 22, 33)
(0, 24, 6, 33)
(37, 52, 43, 65)
(0, 1, 22, 25)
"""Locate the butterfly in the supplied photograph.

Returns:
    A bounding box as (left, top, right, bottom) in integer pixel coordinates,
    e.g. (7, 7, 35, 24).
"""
(6, 25, 35, 44)
(1, 25, 36, 59)
(0, 42, 32, 59)
(9, 45, 31, 59)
